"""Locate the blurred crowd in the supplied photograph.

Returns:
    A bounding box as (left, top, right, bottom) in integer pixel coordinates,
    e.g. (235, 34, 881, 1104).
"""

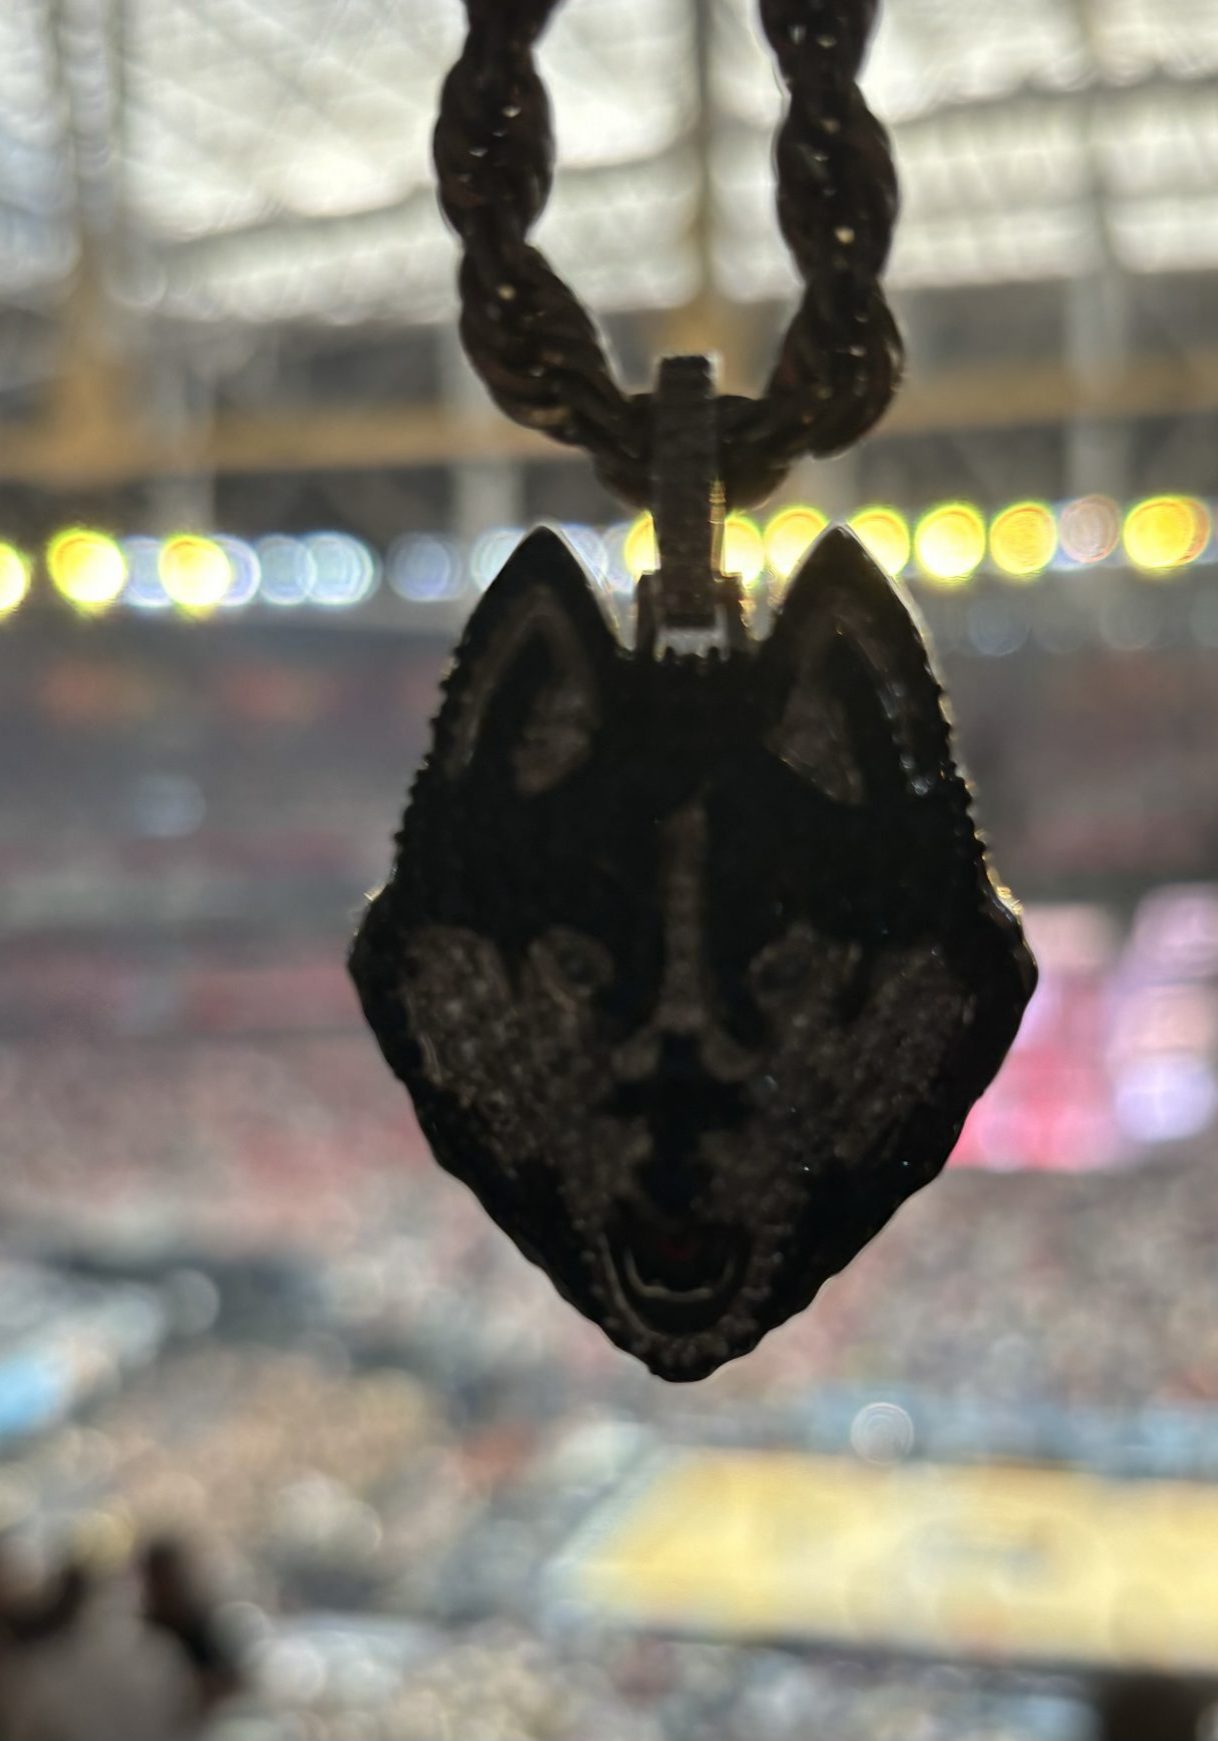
(805, 1157, 1218, 1411)
(4, 639, 1218, 1737)
(248, 1629, 1085, 1741)
(0, 1038, 411, 1246)
(0, 1535, 1087, 1741)
(5, 1031, 1218, 1415)
(0, 1027, 1216, 1734)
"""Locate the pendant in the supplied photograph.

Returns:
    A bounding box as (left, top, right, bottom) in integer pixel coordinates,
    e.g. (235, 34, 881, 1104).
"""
(350, 360, 1036, 1381)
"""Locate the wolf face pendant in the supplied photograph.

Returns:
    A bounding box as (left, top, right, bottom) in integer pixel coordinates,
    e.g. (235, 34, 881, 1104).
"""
(350, 525, 1036, 1380)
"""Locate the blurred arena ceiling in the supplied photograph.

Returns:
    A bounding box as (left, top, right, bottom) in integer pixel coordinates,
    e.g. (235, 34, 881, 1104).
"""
(5, 0, 1218, 324)
(0, 0, 1217, 492)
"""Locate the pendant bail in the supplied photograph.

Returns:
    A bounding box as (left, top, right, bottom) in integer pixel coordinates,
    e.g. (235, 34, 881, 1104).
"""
(637, 355, 746, 656)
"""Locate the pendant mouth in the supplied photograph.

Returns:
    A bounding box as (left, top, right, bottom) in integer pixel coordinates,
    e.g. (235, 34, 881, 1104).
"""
(607, 1206, 747, 1333)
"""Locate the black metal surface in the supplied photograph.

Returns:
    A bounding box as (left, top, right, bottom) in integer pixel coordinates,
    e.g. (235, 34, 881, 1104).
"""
(433, 0, 903, 508)
(636, 354, 746, 651)
(350, 528, 1036, 1380)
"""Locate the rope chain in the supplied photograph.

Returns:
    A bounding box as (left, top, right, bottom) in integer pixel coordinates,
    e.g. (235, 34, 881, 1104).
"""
(433, 0, 902, 509)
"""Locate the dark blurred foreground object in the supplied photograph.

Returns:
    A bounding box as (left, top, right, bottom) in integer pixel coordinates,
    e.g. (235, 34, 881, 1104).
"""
(140, 1535, 244, 1715)
(353, 0, 1035, 1382)
(0, 1533, 242, 1741)
(1093, 1670, 1217, 1741)
(0, 1556, 91, 1646)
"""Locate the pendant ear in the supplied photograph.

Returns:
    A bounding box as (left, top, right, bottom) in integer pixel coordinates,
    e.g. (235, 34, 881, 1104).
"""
(759, 525, 956, 806)
(434, 528, 617, 796)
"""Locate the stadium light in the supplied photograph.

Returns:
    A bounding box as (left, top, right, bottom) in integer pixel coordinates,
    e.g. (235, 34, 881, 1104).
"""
(0, 543, 32, 617)
(560, 524, 609, 581)
(47, 528, 127, 613)
(722, 513, 766, 589)
(159, 534, 234, 615)
(214, 537, 261, 609)
(16, 492, 1218, 626)
(1123, 496, 1211, 576)
(304, 533, 379, 608)
(255, 535, 314, 606)
(470, 528, 523, 593)
(990, 501, 1057, 581)
(914, 502, 986, 586)
(849, 505, 911, 578)
(1059, 494, 1120, 565)
(121, 537, 172, 611)
(389, 534, 460, 602)
(764, 506, 827, 582)
(623, 512, 657, 582)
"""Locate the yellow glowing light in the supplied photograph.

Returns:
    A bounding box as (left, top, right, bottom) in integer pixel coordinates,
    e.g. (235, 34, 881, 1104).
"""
(721, 513, 766, 589)
(1059, 494, 1120, 564)
(849, 505, 911, 577)
(1123, 495, 1211, 576)
(914, 502, 986, 586)
(989, 501, 1057, 581)
(764, 506, 828, 582)
(47, 528, 127, 612)
(622, 511, 766, 592)
(0, 544, 31, 616)
(623, 513, 657, 580)
(158, 534, 234, 613)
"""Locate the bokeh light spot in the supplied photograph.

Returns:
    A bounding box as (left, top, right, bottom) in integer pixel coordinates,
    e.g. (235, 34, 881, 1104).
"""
(623, 513, 657, 582)
(0, 543, 32, 616)
(849, 505, 911, 578)
(304, 533, 379, 608)
(214, 537, 261, 609)
(990, 501, 1057, 581)
(914, 502, 986, 586)
(255, 535, 314, 607)
(722, 513, 765, 590)
(159, 534, 233, 615)
(121, 537, 172, 611)
(1059, 494, 1120, 565)
(1123, 496, 1211, 576)
(601, 523, 635, 597)
(764, 506, 828, 582)
(559, 523, 609, 581)
(388, 534, 460, 602)
(470, 528, 522, 592)
(47, 528, 127, 613)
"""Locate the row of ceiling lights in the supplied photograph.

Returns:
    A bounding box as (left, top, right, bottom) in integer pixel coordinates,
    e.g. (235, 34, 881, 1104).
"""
(0, 494, 1211, 621)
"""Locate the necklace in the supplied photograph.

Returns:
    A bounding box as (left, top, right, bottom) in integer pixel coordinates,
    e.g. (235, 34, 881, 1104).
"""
(350, 0, 1037, 1381)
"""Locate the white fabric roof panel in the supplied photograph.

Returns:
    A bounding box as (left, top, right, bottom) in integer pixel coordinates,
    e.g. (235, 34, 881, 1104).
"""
(713, 0, 1218, 289)
(0, 0, 1215, 323)
(122, 0, 696, 321)
(0, 0, 76, 303)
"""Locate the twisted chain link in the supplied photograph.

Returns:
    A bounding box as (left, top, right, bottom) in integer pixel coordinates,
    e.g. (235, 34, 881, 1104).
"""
(433, 0, 902, 509)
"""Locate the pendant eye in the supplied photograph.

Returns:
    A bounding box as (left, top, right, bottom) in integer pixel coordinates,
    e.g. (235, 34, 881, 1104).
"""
(748, 924, 820, 1000)
(535, 927, 613, 1000)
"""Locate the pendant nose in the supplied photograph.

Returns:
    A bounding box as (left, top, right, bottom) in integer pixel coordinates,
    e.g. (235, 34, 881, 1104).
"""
(611, 803, 756, 1088)
(609, 1031, 751, 1218)
(657, 1030, 716, 1083)
(635, 1149, 708, 1217)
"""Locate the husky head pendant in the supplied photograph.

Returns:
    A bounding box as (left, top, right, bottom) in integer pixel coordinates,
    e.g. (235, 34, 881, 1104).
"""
(350, 373, 1036, 1379)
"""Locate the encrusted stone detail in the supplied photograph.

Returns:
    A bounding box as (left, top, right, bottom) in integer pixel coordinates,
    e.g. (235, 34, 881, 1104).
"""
(350, 525, 1036, 1381)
